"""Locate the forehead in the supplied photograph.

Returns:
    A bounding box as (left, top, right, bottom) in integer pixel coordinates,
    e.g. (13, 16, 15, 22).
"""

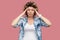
(27, 7, 34, 10)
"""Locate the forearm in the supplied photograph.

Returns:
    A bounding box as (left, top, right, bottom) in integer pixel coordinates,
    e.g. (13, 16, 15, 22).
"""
(35, 9, 52, 26)
(39, 14, 52, 26)
(11, 7, 27, 26)
(11, 12, 25, 26)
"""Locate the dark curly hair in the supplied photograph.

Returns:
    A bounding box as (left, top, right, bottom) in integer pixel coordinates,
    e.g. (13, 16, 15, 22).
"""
(23, 1, 38, 17)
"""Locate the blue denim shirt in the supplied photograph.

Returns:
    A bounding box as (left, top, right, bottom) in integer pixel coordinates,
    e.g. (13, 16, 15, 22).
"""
(14, 16, 49, 40)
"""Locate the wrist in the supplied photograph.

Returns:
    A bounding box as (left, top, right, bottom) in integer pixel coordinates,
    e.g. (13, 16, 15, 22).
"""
(39, 14, 42, 18)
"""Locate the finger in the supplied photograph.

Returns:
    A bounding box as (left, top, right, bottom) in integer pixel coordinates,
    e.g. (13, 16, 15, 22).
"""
(25, 8, 29, 11)
(24, 8, 28, 12)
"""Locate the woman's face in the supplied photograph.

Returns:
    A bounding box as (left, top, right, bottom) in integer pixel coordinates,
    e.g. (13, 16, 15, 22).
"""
(26, 7, 35, 17)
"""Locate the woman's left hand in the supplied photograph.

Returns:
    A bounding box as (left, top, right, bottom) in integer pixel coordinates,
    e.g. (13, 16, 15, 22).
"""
(34, 9, 52, 26)
(34, 9, 42, 17)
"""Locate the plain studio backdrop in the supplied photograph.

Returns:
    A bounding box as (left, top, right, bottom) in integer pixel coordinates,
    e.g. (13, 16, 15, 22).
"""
(0, 0, 60, 40)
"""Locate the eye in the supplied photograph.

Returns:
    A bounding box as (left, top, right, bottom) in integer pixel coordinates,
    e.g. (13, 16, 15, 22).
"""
(31, 9, 34, 11)
(27, 9, 34, 11)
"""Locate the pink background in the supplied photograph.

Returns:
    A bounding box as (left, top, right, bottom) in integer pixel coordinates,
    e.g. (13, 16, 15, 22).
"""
(0, 0, 60, 40)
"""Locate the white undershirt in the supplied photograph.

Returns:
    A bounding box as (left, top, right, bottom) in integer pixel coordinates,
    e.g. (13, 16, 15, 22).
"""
(24, 23, 35, 31)
(23, 23, 38, 40)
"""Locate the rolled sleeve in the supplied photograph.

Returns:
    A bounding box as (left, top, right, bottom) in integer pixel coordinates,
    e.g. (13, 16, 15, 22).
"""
(38, 17, 49, 27)
(14, 17, 23, 28)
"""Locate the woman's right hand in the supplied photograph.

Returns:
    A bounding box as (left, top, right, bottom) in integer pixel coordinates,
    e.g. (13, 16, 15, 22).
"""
(11, 8, 28, 27)
(20, 8, 29, 17)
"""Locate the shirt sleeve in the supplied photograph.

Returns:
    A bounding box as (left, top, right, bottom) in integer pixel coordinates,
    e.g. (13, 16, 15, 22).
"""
(38, 17, 49, 27)
(14, 17, 23, 28)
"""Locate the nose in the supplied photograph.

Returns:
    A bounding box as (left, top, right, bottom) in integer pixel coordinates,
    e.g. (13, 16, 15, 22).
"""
(30, 10, 32, 12)
(29, 10, 32, 13)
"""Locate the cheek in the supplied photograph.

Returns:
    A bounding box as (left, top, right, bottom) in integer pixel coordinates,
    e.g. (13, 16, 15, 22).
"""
(31, 11, 35, 15)
(27, 11, 30, 13)
(32, 11, 34, 13)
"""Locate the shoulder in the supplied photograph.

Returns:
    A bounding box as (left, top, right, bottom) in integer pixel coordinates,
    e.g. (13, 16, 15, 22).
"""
(19, 16, 27, 22)
(34, 16, 41, 20)
(18, 17, 25, 22)
(20, 16, 27, 19)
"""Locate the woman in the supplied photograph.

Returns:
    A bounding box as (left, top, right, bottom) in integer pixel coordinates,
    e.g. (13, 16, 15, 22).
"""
(11, 1, 52, 40)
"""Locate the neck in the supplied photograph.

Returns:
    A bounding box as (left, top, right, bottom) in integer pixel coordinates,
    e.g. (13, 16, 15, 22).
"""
(28, 16, 34, 19)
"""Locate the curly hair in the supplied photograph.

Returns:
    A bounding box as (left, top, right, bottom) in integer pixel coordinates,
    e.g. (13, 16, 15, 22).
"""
(23, 1, 38, 17)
